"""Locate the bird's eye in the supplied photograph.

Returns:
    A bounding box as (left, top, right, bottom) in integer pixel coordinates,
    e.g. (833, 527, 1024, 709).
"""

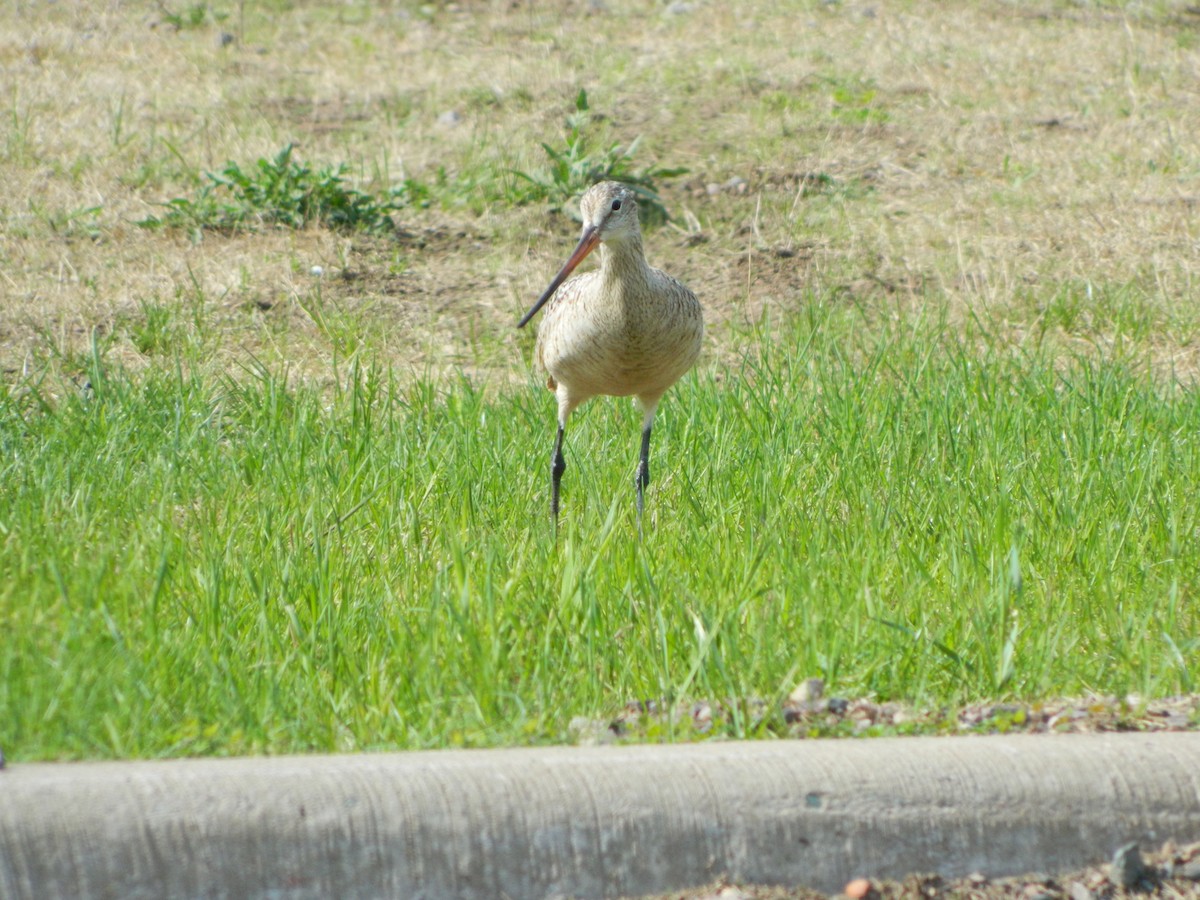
(611, 200, 622, 211)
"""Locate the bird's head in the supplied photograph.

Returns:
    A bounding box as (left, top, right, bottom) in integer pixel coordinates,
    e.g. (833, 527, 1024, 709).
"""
(517, 181, 641, 329)
(578, 181, 640, 244)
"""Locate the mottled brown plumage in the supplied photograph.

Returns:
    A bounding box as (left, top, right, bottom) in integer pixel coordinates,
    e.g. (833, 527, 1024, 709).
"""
(516, 181, 704, 531)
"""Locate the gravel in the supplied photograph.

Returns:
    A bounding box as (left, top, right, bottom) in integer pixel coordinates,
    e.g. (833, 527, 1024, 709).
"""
(569, 689, 1200, 745)
(630, 841, 1200, 900)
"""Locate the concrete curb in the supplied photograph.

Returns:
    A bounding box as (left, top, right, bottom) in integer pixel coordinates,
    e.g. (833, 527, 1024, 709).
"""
(2, 733, 1199, 899)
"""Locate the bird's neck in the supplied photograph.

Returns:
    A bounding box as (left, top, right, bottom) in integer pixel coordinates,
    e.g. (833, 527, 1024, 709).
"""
(598, 233, 649, 283)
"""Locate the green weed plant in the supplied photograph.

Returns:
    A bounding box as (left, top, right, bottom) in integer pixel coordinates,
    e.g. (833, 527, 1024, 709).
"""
(140, 144, 413, 236)
(512, 90, 687, 224)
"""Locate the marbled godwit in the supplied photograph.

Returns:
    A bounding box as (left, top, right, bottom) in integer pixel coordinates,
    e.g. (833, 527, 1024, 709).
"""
(516, 181, 704, 531)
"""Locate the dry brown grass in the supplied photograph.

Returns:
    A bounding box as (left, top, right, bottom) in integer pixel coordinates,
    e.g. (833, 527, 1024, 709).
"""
(2, 0, 1199, 383)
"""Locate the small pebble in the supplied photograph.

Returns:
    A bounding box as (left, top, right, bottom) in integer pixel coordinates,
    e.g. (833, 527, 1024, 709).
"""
(790, 678, 825, 704)
(310, 265, 324, 276)
(1067, 882, 1093, 900)
(1178, 859, 1200, 881)
(567, 716, 614, 746)
(691, 888, 746, 900)
(1111, 841, 1147, 888)
(437, 110, 462, 127)
(217, 31, 235, 47)
(844, 877, 872, 899)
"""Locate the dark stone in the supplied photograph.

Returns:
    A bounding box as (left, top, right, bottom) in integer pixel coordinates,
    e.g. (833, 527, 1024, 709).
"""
(1111, 841, 1147, 889)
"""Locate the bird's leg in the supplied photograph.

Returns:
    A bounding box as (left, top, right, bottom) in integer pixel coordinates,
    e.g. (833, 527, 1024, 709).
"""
(551, 422, 567, 525)
(633, 401, 659, 538)
(634, 421, 653, 537)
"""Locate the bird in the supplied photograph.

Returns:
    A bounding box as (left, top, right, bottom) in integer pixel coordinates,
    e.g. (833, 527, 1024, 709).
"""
(516, 180, 704, 533)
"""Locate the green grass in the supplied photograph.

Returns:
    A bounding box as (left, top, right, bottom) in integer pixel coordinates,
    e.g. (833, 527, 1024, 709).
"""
(3, 301, 1198, 760)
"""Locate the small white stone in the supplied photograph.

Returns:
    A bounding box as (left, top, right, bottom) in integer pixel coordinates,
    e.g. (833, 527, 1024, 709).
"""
(310, 265, 324, 276)
(789, 678, 825, 704)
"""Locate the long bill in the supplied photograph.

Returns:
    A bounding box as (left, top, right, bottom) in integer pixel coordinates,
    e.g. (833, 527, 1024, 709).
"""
(516, 225, 600, 329)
